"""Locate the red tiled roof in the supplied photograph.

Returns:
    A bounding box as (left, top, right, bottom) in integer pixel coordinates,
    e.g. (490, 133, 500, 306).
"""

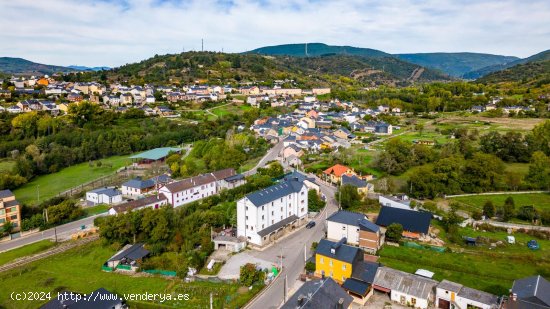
(323, 164, 352, 177)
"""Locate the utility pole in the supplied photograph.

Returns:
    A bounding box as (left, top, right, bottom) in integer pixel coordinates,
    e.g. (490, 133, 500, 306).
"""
(284, 275, 287, 303)
(304, 243, 307, 262)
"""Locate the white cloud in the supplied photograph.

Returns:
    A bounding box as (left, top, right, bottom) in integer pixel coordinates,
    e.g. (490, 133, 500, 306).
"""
(0, 0, 549, 66)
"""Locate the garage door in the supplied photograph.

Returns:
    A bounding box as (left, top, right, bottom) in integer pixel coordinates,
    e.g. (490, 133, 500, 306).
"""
(438, 299, 450, 309)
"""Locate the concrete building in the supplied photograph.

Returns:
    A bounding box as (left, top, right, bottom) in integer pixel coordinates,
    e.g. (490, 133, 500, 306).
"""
(373, 267, 438, 309)
(237, 179, 308, 247)
(327, 211, 383, 254)
(0, 190, 21, 232)
(86, 187, 122, 206)
(436, 280, 499, 309)
(108, 195, 168, 215)
(159, 168, 238, 208)
(121, 177, 156, 197)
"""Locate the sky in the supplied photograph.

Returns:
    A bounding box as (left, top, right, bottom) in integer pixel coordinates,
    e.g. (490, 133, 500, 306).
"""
(1, 0, 549, 67)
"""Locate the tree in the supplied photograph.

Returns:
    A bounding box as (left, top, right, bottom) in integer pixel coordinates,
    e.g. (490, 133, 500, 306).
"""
(501, 197, 515, 222)
(240, 263, 264, 286)
(385, 223, 403, 242)
(308, 190, 326, 212)
(305, 261, 315, 273)
(68, 101, 102, 127)
(483, 201, 495, 218)
(526, 151, 549, 189)
(336, 185, 360, 210)
(2, 221, 14, 235)
(415, 123, 425, 136)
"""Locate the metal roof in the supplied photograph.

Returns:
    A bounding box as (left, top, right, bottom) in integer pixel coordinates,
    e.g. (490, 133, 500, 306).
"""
(245, 179, 304, 207)
(327, 210, 367, 226)
(0, 189, 14, 199)
(375, 206, 432, 234)
(108, 243, 149, 262)
(88, 187, 121, 197)
(341, 174, 368, 188)
(281, 278, 353, 309)
(351, 261, 380, 284)
(342, 278, 371, 296)
(41, 288, 123, 309)
(512, 275, 550, 307)
(257, 215, 299, 237)
(373, 267, 438, 300)
(122, 177, 156, 189)
(130, 147, 182, 160)
(315, 238, 360, 264)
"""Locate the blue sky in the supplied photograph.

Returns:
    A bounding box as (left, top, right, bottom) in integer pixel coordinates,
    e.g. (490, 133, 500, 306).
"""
(1, 0, 549, 67)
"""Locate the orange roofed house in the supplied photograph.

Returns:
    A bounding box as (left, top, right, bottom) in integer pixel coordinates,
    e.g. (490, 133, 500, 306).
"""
(323, 164, 357, 184)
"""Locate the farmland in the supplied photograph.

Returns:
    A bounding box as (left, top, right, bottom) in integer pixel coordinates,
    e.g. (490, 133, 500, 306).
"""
(0, 240, 261, 309)
(13, 155, 131, 205)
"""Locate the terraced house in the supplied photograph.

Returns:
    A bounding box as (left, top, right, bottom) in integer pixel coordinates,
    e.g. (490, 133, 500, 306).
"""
(0, 190, 21, 233)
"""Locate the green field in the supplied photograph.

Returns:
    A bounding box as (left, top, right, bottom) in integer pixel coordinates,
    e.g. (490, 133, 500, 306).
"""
(14, 155, 131, 205)
(0, 241, 261, 309)
(0, 240, 57, 267)
(450, 193, 550, 211)
(380, 220, 550, 296)
(0, 158, 15, 173)
(83, 204, 110, 216)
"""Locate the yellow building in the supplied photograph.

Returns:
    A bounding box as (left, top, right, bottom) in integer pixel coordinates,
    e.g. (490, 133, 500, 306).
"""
(315, 238, 361, 284)
(0, 190, 22, 232)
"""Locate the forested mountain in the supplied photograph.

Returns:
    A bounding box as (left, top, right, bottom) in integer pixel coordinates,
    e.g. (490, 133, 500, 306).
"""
(247, 43, 391, 58)
(396, 52, 518, 78)
(247, 43, 520, 78)
(477, 59, 550, 85)
(76, 51, 450, 87)
(0, 57, 76, 75)
(465, 49, 550, 79)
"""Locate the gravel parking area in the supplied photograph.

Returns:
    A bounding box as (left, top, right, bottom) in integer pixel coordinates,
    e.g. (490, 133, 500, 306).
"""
(217, 251, 276, 280)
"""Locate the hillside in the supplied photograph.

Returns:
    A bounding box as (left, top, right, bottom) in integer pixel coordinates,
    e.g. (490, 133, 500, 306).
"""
(0, 57, 76, 75)
(477, 59, 550, 85)
(87, 51, 450, 87)
(247, 43, 390, 58)
(396, 52, 518, 78)
(465, 49, 550, 79)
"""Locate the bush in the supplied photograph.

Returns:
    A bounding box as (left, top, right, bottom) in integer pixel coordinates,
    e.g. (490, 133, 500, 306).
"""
(305, 262, 315, 273)
(386, 223, 403, 242)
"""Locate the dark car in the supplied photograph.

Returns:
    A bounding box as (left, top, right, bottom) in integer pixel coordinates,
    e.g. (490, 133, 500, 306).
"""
(306, 221, 316, 229)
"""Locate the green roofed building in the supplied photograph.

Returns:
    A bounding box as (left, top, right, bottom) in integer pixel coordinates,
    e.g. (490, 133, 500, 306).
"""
(130, 147, 182, 167)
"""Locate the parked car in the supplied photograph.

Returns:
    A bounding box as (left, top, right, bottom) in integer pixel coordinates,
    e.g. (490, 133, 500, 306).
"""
(528, 239, 540, 250)
(306, 221, 316, 229)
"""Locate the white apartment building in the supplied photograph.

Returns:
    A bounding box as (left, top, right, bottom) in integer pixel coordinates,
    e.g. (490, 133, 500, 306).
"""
(237, 179, 308, 247)
(159, 168, 239, 208)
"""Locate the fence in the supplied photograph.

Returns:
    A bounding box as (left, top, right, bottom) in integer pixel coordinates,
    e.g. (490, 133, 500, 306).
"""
(55, 167, 169, 199)
(142, 269, 177, 277)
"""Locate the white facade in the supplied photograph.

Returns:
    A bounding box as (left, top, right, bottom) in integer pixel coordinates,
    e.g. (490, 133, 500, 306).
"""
(390, 291, 429, 309)
(160, 180, 217, 207)
(237, 180, 308, 246)
(86, 188, 122, 206)
(436, 281, 498, 309)
(379, 195, 411, 210)
(327, 221, 360, 245)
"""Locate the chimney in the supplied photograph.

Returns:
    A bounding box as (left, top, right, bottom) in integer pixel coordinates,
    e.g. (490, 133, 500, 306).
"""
(337, 298, 344, 309)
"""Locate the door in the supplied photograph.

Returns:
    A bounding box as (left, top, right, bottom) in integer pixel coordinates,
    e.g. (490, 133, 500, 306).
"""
(438, 299, 450, 309)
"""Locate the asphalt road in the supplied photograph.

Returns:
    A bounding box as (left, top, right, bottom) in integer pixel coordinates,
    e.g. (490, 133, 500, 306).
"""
(247, 177, 338, 309)
(0, 214, 104, 253)
(244, 139, 286, 176)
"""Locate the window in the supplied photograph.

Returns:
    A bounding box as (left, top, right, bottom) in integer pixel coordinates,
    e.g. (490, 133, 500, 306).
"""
(246, 206, 248, 211)
(0, 218, 5, 224)
(0, 209, 5, 215)
(411, 298, 416, 305)
(342, 226, 346, 230)
(320, 257, 324, 264)
(281, 198, 283, 202)
(262, 215, 264, 220)
(262, 206, 264, 211)
(245, 216, 248, 220)
(10, 215, 17, 220)
(301, 208, 304, 213)
(342, 264, 346, 270)
(271, 211, 274, 215)
(342, 276, 346, 281)
(329, 260, 333, 266)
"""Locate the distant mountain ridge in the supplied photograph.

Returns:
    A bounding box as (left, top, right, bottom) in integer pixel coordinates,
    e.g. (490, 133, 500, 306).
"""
(67, 65, 111, 72)
(465, 49, 550, 79)
(247, 43, 524, 78)
(248, 43, 391, 58)
(396, 52, 519, 78)
(0, 57, 77, 75)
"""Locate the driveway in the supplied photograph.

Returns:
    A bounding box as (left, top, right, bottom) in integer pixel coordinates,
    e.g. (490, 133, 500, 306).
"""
(218, 252, 275, 280)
